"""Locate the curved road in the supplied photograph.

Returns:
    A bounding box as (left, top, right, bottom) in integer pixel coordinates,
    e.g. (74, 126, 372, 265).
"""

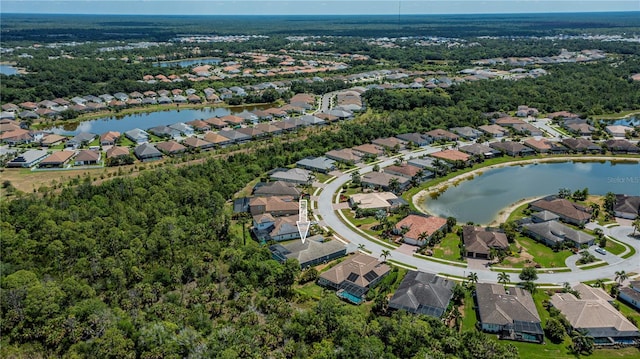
(317, 150, 640, 285)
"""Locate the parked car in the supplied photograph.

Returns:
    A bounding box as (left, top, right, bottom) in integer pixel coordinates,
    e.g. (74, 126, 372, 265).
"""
(594, 247, 607, 255)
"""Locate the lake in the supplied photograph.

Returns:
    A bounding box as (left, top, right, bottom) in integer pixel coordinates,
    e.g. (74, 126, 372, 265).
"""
(153, 57, 222, 68)
(0, 64, 19, 75)
(608, 116, 639, 127)
(421, 160, 640, 225)
(49, 105, 270, 136)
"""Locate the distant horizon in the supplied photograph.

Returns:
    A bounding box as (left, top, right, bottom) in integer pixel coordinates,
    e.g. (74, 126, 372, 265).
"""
(1, 1, 638, 16)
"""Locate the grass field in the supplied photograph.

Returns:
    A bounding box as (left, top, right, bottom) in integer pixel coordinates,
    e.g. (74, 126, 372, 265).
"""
(432, 231, 464, 262)
(500, 235, 572, 268)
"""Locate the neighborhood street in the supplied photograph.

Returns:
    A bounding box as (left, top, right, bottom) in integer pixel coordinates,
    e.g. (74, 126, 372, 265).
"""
(316, 146, 640, 285)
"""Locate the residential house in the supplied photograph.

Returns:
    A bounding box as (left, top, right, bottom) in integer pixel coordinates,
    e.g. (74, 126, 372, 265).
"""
(6, 149, 49, 168)
(561, 138, 602, 153)
(424, 129, 459, 143)
(218, 129, 251, 143)
(134, 143, 163, 162)
(407, 157, 443, 171)
(318, 253, 390, 304)
(185, 120, 211, 132)
(459, 143, 501, 158)
(270, 168, 314, 185)
(182, 137, 215, 151)
(253, 214, 301, 243)
(105, 146, 130, 160)
(490, 141, 535, 157)
(605, 125, 633, 138)
(449, 127, 481, 140)
(619, 281, 640, 311)
(515, 105, 539, 117)
(155, 141, 188, 155)
(550, 284, 639, 345)
(100, 131, 121, 146)
(203, 131, 233, 147)
(253, 181, 301, 199)
(113, 92, 129, 101)
(523, 138, 567, 154)
(396, 133, 429, 147)
(372, 137, 407, 151)
(531, 210, 560, 223)
(429, 149, 470, 163)
(476, 283, 543, 343)
(603, 139, 639, 154)
(478, 124, 508, 138)
(149, 126, 181, 139)
(203, 117, 228, 130)
(73, 149, 101, 166)
(40, 134, 67, 147)
(39, 150, 76, 168)
(613, 194, 640, 219)
(169, 123, 195, 137)
(296, 156, 336, 174)
(236, 127, 265, 139)
(254, 122, 284, 136)
(361, 171, 410, 192)
(299, 115, 326, 126)
(67, 132, 96, 149)
(463, 226, 509, 259)
(0, 129, 34, 145)
(522, 220, 595, 248)
(394, 214, 447, 246)
(349, 192, 406, 211)
(125, 128, 150, 144)
(529, 197, 591, 225)
(494, 117, 542, 136)
(384, 164, 425, 180)
(249, 196, 299, 217)
(220, 115, 244, 127)
(388, 271, 454, 318)
(269, 235, 347, 269)
(325, 148, 362, 165)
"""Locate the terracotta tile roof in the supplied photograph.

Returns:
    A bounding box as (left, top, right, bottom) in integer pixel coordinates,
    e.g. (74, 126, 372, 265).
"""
(106, 146, 130, 158)
(395, 215, 447, 240)
(430, 149, 470, 162)
(40, 150, 75, 165)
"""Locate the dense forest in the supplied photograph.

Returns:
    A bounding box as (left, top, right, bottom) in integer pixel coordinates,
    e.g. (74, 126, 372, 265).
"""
(2, 129, 519, 357)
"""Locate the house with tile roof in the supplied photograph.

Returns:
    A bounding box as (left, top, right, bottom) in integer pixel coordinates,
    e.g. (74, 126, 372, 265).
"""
(424, 129, 459, 143)
(203, 131, 233, 147)
(522, 220, 595, 248)
(361, 171, 410, 192)
(269, 235, 347, 269)
(39, 150, 76, 168)
(463, 226, 509, 259)
(100, 131, 121, 146)
(523, 138, 567, 154)
(613, 194, 640, 220)
(490, 141, 535, 157)
(476, 283, 543, 343)
(74, 149, 101, 166)
(619, 281, 640, 311)
(325, 148, 362, 165)
(125, 128, 150, 144)
(253, 181, 301, 199)
(561, 138, 602, 153)
(249, 196, 299, 217)
(270, 167, 314, 185)
(551, 284, 639, 346)
(459, 143, 501, 158)
(318, 253, 390, 304)
(388, 271, 454, 318)
(155, 141, 187, 155)
(478, 124, 508, 138)
(430, 149, 470, 163)
(529, 197, 591, 225)
(603, 139, 639, 154)
(372, 137, 407, 151)
(395, 214, 447, 246)
(182, 137, 215, 151)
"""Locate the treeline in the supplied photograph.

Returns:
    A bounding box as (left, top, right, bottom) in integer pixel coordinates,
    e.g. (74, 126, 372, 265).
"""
(364, 60, 640, 115)
(2, 117, 520, 357)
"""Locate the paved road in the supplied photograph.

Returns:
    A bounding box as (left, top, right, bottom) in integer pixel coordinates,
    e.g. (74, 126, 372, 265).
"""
(317, 149, 640, 285)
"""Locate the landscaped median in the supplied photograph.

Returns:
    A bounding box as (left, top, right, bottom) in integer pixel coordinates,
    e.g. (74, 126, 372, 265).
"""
(577, 261, 609, 270)
(413, 253, 467, 268)
(335, 208, 398, 250)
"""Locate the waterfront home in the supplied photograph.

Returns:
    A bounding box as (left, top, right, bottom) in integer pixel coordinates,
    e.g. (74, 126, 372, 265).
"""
(459, 143, 501, 158)
(388, 271, 454, 318)
(348, 192, 405, 211)
(561, 138, 602, 153)
(394, 214, 447, 246)
(489, 141, 535, 157)
(429, 149, 470, 163)
(613, 194, 640, 219)
(522, 220, 595, 248)
(125, 128, 150, 144)
(529, 197, 591, 225)
(603, 139, 639, 154)
(523, 138, 567, 154)
(476, 283, 543, 343)
(100, 131, 121, 146)
(361, 171, 410, 192)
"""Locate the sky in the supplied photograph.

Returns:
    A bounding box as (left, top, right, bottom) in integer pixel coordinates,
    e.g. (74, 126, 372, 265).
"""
(1, 0, 639, 15)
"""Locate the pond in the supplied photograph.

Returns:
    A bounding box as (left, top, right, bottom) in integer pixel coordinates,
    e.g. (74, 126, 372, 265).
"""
(49, 104, 271, 136)
(607, 116, 639, 127)
(0, 64, 19, 75)
(153, 57, 222, 68)
(421, 160, 640, 225)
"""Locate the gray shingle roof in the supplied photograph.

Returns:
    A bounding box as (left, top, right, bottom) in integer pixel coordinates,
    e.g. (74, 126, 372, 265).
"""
(389, 271, 454, 318)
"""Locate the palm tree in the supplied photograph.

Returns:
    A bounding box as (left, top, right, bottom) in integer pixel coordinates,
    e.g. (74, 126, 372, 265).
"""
(632, 216, 640, 236)
(571, 328, 595, 355)
(357, 243, 366, 252)
(380, 249, 391, 262)
(589, 202, 600, 219)
(497, 272, 510, 286)
(417, 231, 429, 246)
(467, 272, 478, 285)
(615, 270, 628, 286)
(388, 177, 401, 194)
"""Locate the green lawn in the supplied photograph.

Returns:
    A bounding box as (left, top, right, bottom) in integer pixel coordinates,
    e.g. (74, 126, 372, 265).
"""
(461, 291, 478, 331)
(315, 172, 331, 183)
(500, 235, 572, 268)
(118, 137, 136, 147)
(605, 239, 627, 256)
(295, 282, 325, 300)
(432, 231, 464, 262)
(615, 298, 640, 324)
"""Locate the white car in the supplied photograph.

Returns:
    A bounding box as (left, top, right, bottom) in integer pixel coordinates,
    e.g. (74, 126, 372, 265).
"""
(594, 247, 607, 255)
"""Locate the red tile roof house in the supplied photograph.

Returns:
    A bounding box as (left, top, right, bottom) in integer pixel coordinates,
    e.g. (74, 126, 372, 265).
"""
(478, 124, 508, 138)
(155, 141, 188, 155)
(395, 214, 448, 246)
(249, 196, 299, 217)
(423, 129, 459, 143)
(203, 117, 227, 130)
(182, 137, 215, 151)
(489, 141, 535, 157)
(529, 197, 591, 226)
(429, 149, 470, 163)
(523, 138, 567, 154)
(384, 164, 423, 179)
(372, 137, 407, 151)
